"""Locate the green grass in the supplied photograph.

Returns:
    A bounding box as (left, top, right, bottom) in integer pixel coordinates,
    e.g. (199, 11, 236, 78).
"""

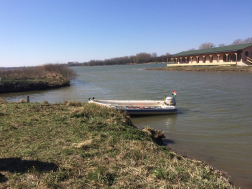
(0, 101, 234, 188)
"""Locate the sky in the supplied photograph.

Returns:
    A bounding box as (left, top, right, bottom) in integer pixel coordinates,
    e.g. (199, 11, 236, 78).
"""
(0, 0, 252, 67)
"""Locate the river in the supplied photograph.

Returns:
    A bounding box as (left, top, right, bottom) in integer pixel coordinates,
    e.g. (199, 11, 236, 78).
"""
(1, 63, 252, 188)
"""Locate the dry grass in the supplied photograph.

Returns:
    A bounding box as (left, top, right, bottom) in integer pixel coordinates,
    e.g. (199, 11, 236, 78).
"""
(0, 64, 77, 81)
(0, 64, 76, 92)
(0, 101, 234, 188)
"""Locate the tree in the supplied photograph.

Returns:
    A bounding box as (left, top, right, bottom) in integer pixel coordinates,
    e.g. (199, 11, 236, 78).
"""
(151, 53, 157, 62)
(244, 37, 252, 43)
(152, 53, 157, 57)
(188, 48, 195, 51)
(218, 43, 225, 47)
(232, 39, 243, 45)
(135, 53, 151, 63)
(199, 43, 215, 49)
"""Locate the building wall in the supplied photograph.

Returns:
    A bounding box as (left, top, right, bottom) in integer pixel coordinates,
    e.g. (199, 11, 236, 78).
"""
(169, 45, 252, 66)
(177, 53, 240, 64)
(242, 46, 252, 61)
(174, 51, 248, 64)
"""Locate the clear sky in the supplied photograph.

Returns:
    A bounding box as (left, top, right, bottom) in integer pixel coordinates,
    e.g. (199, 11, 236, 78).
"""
(1, 0, 252, 67)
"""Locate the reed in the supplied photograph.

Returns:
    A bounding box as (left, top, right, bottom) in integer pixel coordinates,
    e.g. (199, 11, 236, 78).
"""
(0, 64, 77, 81)
(0, 101, 234, 188)
(0, 64, 76, 92)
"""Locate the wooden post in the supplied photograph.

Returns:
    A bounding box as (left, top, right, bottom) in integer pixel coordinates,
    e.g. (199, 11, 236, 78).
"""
(234, 52, 237, 65)
(27, 96, 30, 103)
(217, 54, 221, 62)
(225, 53, 229, 62)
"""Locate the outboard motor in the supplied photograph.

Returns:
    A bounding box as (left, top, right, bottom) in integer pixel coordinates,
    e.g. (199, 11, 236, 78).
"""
(165, 97, 176, 106)
(164, 91, 177, 106)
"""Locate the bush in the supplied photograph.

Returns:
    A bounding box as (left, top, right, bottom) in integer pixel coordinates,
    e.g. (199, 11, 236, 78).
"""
(42, 64, 77, 80)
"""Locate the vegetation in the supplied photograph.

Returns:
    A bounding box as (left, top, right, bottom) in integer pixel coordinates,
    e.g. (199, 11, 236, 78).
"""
(198, 37, 252, 50)
(0, 100, 234, 188)
(199, 43, 216, 49)
(68, 52, 170, 66)
(67, 36, 252, 67)
(0, 64, 77, 93)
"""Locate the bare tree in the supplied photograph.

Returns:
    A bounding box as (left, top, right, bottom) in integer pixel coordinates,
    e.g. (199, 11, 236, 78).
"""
(136, 53, 152, 63)
(232, 39, 244, 45)
(152, 53, 157, 57)
(199, 43, 215, 49)
(244, 37, 252, 43)
(218, 43, 225, 47)
(151, 53, 157, 62)
(188, 48, 195, 51)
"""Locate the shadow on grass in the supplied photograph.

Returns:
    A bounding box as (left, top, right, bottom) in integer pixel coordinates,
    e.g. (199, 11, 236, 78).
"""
(0, 158, 58, 173)
(0, 173, 8, 183)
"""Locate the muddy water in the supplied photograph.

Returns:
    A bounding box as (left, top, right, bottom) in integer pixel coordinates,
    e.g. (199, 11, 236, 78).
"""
(1, 63, 252, 188)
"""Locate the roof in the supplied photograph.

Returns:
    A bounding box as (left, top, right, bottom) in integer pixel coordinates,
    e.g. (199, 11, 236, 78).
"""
(170, 43, 252, 57)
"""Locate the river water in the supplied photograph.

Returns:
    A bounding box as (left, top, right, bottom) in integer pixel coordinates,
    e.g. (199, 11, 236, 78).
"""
(1, 63, 252, 188)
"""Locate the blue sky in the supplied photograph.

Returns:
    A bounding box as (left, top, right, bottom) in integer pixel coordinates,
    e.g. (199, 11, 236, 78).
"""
(1, 0, 252, 67)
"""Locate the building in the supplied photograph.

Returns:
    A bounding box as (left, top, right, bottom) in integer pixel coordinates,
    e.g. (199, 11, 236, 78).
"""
(168, 43, 252, 66)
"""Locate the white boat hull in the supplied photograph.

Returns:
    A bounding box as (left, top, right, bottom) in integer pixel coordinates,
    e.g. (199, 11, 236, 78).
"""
(88, 98, 177, 115)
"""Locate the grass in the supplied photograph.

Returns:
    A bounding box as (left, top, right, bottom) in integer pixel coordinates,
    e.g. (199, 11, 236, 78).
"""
(0, 64, 77, 93)
(0, 100, 234, 188)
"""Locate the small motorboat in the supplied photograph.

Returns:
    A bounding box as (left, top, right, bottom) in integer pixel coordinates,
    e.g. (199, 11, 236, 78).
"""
(88, 91, 177, 115)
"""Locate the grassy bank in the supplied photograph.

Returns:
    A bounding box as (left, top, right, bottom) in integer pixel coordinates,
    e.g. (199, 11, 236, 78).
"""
(0, 100, 234, 188)
(0, 64, 77, 93)
(146, 65, 252, 72)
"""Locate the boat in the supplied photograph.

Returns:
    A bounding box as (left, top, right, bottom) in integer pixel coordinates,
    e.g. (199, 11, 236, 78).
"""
(88, 91, 177, 115)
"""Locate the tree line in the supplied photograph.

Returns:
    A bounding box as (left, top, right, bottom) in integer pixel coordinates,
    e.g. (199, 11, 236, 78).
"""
(197, 37, 252, 50)
(68, 52, 170, 66)
(68, 36, 252, 66)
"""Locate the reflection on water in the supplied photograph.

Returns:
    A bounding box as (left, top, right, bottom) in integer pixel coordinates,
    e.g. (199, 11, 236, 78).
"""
(1, 63, 252, 188)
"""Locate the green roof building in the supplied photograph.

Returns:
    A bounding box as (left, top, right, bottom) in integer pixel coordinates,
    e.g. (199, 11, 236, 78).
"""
(168, 43, 252, 66)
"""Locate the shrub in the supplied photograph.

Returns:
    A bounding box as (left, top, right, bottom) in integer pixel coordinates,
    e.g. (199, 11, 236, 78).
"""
(42, 64, 77, 80)
(0, 64, 77, 81)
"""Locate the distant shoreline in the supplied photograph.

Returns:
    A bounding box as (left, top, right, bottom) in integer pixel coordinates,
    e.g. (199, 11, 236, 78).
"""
(146, 65, 252, 72)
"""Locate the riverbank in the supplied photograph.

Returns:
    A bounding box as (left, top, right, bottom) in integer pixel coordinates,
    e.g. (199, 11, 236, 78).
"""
(0, 64, 76, 93)
(146, 65, 252, 72)
(0, 100, 234, 188)
(0, 78, 70, 93)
